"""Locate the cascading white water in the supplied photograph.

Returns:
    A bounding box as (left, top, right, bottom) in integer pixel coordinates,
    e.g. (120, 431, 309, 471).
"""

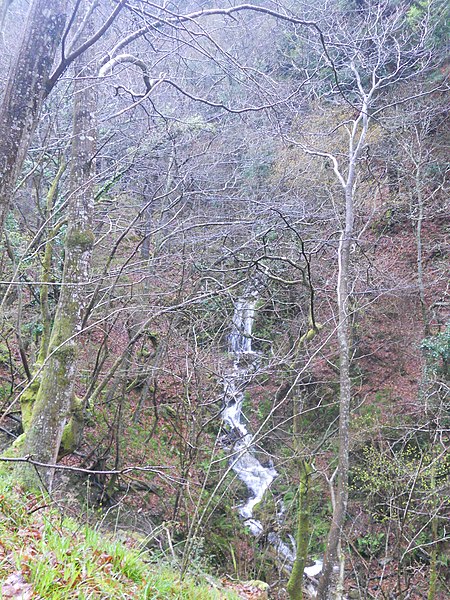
(229, 296, 257, 354)
(222, 289, 278, 536)
(221, 288, 323, 583)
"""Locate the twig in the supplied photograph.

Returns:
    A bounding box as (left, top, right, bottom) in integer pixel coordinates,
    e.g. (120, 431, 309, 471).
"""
(0, 455, 178, 481)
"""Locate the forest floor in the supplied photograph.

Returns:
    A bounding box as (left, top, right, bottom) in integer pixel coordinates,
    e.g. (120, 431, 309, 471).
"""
(0, 478, 271, 599)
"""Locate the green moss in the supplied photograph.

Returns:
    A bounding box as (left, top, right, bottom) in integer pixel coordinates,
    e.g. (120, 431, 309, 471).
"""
(0, 341, 10, 364)
(60, 396, 84, 454)
(51, 338, 76, 361)
(245, 580, 269, 592)
(298, 323, 323, 346)
(0, 434, 25, 477)
(20, 378, 41, 431)
(65, 228, 95, 250)
(287, 461, 312, 600)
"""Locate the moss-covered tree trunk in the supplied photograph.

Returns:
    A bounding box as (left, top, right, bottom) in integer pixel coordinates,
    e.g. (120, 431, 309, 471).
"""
(427, 460, 438, 600)
(0, 0, 67, 233)
(19, 37, 97, 489)
(287, 275, 319, 599)
(287, 460, 312, 600)
(37, 162, 66, 365)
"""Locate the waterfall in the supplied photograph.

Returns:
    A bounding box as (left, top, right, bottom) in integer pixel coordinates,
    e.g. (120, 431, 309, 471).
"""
(222, 288, 278, 535)
(221, 287, 323, 584)
(229, 295, 257, 354)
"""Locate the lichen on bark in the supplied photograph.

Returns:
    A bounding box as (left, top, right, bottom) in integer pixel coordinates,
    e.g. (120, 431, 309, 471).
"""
(17, 23, 97, 489)
(287, 461, 312, 600)
(19, 377, 40, 431)
(0, 0, 67, 232)
(60, 396, 84, 455)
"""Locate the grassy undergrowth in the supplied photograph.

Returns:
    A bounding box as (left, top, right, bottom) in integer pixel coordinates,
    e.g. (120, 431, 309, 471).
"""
(0, 479, 240, 599)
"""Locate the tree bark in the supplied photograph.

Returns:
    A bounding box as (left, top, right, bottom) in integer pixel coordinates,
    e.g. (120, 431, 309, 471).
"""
(19, 30, 97, 489)
(37, 162, 66, 365)
(287, 272, 320, 599)
(0, 0, 67, 233)
(414, 167, 430, 337)
(287, 460, 312, 600)
(317, 95, 367, 598)
(0, 0, 14, 33)
(316, 185, 353, 599)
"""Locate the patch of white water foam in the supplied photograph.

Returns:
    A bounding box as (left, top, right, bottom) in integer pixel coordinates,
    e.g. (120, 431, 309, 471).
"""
(221, 288, 323, 584)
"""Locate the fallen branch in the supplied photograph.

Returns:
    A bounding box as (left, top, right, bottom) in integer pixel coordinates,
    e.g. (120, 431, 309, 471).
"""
(0, 455, 180, 482)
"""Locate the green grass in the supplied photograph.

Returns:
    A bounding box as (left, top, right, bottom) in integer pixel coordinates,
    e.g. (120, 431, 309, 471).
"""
(0, 479, 240, 599)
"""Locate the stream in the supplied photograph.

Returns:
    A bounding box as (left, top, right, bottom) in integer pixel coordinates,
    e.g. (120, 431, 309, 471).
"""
(221, 288, 323, 583)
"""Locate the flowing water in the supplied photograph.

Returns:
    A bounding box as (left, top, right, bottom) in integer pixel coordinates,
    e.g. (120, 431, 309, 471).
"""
(222, 289, 277, 535)
(221, 288, 323, 582)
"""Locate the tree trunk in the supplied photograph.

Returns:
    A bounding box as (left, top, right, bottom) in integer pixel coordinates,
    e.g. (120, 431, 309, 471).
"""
(19, 33, 97, 489)
(37, 162, 66, 365)
(0, 0, 14, 33)
(414, 168, 430, 336)
(287, 460, 312, 600)
(0, 0, 67, 233)
(287, 281, 319, 599)
(317, 184, 354, 600)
